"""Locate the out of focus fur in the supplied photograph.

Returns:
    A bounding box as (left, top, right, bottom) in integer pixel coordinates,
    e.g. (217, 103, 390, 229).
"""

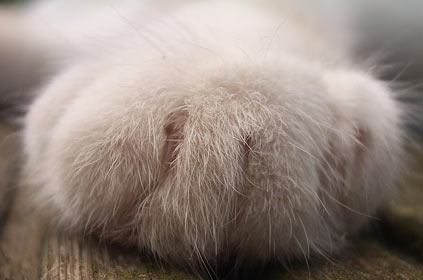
(0, 0, 420, 273)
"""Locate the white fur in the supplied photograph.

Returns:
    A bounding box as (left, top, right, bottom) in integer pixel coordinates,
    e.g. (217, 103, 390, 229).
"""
(0, 0, 405, 269)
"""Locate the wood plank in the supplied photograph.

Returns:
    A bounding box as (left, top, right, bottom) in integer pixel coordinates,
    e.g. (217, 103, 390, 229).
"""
(0, 122, 45, 280)
(267, 239, 423, 280)
(0, 178, 46, 280)
(40, 233, 199, 280)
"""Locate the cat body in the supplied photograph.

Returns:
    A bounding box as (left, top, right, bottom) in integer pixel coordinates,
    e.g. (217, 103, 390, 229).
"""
(0, 0, 409, 271)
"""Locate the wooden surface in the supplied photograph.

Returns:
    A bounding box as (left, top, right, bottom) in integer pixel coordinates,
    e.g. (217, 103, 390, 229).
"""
(0, 124, 422, 280)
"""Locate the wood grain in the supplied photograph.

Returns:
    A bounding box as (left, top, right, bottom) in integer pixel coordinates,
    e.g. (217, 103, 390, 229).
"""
(39, 233, 198, 280)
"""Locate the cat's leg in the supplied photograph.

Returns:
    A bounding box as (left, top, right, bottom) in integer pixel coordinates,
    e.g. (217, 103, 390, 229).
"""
(23, 57, 403, 267)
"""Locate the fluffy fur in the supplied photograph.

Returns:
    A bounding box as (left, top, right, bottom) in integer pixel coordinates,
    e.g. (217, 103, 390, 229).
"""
(0, 0, 409, 272)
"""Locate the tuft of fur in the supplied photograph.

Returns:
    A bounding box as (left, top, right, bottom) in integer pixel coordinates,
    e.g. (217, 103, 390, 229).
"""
(0, 0, 411, 272)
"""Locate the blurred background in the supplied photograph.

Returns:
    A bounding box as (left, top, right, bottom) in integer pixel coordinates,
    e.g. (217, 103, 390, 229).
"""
(0, 0, 421, 137)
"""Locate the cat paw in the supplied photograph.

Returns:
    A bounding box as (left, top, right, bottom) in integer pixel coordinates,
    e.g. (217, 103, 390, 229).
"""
(23, 59, 403, 267)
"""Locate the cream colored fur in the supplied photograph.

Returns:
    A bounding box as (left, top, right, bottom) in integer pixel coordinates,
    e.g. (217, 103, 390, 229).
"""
(1, 0, 406, 270)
